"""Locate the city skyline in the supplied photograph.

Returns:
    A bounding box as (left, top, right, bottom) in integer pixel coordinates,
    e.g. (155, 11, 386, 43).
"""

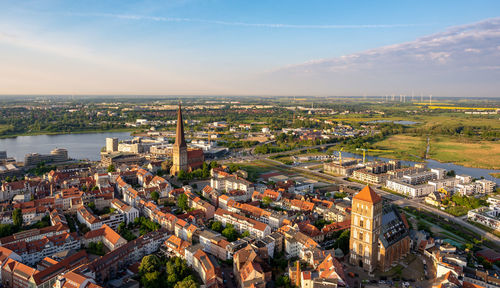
(1, 1, 499, 96)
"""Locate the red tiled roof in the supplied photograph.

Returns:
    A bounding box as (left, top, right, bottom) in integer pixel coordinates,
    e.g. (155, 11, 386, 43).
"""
(353, 185, 382, 204)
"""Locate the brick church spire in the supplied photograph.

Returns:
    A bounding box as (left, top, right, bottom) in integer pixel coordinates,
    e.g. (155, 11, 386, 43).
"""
(174, 103, 187, 148)
(171, 103, 189, 176)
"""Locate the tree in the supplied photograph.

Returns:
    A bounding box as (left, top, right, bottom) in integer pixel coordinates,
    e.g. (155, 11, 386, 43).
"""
(142, 271, 162, 288)
(333, 229, 350, 254)
(210, 161, 218, 169)
(88, 202, 96, 211)
(139, 255, 161, 274)
(222, 224, 238, 241)
(211, 221, 223, 233)
(107, 164, 116, 172)
(241, 231, 250, 237)
(161, 160, 172, 171)
(275, 275, 292, 288)
(177, 170, 188, 181)
(262, 196, 272, 206)
(174, 279, 198, 288)
(12, 208, 22, 227)
(202, 162, 210, 178)
(151, 191, 160, 203)
(177, 193, 189, 211)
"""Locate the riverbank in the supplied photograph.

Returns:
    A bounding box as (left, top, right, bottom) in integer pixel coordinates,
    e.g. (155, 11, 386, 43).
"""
(0, 128, 137, 139)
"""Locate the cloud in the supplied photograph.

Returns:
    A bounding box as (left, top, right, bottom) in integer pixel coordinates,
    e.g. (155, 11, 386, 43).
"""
(263, 18, 500, 96)
(70, 12, 431, 30)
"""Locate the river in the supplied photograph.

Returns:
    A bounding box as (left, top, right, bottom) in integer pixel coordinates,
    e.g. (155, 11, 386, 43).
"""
(0, 132, 133, 162)
(0, 132, 498, 184)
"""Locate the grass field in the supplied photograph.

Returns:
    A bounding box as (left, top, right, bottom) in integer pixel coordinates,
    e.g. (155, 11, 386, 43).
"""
(370, 135, 500, 169)
(373, 135, 427, 161)
(491, 173, 500, 179)
(429, 137, 500, 169)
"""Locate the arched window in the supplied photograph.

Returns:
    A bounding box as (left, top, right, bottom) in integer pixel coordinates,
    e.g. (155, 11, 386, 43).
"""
(366, 219, 370, 229)
(358, 243, 363, 254)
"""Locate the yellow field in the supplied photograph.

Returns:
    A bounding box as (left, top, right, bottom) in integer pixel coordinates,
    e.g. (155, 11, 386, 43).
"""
(427, 106, 497, 110)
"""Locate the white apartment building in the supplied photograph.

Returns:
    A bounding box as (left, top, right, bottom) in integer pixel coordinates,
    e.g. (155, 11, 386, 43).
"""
(214, 208, 271, 238)
(385, 179, 434, 198)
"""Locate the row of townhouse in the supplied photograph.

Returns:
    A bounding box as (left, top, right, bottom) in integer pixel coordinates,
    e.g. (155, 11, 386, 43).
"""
(110, 198, 139, 224)
(251, 189, 281, 202)
(210, 168, 254, 194)
(0, 180, 38, 202)
(214, 208, 271, 238)
(184, 244, 222, 288)
(82, 224, 127, 251)
(79, 229, 168, 284)
(3, 231, 80, 266)
(225, 200, 288, 231)
(0, 223, 69, 246)
(76, 206, 125, 231)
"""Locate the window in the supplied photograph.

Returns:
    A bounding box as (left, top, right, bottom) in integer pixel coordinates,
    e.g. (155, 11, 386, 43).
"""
(366, 219, 370, 229)
(359, 219, 364, 228)
(359, 232, 364, 242)
(358, 243, 363, 254)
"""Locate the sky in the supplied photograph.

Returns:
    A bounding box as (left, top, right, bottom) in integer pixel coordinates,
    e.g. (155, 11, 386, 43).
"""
(0, 0, 499, 97)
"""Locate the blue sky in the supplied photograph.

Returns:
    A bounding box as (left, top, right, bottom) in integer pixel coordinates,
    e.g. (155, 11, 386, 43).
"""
(0, 0, 499, 96)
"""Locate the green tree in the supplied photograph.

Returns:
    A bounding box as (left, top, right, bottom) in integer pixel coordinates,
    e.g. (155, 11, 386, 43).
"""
(211, 221, 223, 233)
(333, 229, 350, 254)
(151, 191, 160, 203)
(174, 279, 198, 288)
(241, 231, 250, 237)
(88, 202, 96, 211)
(222, 224, 238, 241)
(262, 196, 272, 206)
(107, 164, 116, 172)
(139, 255, 161, 274)
(177, 193, 189, 211)
(142, 271, 162, 288)
(202, 162, 210, 178)
(210, 161, 219, 169)
(12, 208, 22, 227)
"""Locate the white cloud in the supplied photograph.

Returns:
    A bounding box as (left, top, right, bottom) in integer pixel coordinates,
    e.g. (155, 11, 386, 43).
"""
(262, 18, 500, 96)
(70, 12, 431, 30)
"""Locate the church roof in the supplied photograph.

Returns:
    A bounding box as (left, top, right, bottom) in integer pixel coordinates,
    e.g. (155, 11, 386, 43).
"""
(353, 185, 382, 204)
(379, 205, 410, 248)
(174, 104, 187, 148)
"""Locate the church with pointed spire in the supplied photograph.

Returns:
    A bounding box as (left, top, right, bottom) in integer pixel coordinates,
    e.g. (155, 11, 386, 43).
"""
(170, 104, 205, 176)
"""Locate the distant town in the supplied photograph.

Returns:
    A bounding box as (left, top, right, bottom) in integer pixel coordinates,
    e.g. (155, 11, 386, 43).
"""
(0, 96, 498, 288)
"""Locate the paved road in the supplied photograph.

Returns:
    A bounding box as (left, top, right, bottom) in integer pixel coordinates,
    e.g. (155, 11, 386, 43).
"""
(218, 142, 338, 165)
(261, 157, 500, 247)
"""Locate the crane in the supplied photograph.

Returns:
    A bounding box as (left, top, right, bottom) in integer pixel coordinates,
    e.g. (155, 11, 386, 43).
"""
(356, 148, 394, 163)
(339, 147, 344, 166)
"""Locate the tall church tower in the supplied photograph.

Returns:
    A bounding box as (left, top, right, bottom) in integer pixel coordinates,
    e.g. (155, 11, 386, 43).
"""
(170, 104, 188, 176)
(349, 185, 382, 272)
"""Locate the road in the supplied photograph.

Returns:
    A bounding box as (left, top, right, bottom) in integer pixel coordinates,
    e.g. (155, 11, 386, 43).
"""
(260, 157, 500, 247)
(218, 142, 338, 165)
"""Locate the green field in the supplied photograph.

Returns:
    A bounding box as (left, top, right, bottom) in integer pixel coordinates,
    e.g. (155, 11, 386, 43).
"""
(369, 134, 500, 169)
